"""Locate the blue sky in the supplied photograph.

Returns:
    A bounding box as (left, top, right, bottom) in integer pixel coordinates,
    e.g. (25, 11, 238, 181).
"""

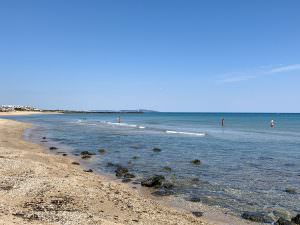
(0, 0, 300, 112)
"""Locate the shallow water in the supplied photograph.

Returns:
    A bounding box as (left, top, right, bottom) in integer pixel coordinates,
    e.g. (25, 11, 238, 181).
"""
(4, 113, 300, 217)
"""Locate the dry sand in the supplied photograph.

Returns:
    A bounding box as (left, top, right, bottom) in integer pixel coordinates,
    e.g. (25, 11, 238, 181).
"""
(0, 118, 210, 225)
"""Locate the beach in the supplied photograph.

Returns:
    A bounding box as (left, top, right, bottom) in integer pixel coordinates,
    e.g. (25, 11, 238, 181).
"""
(0, 116, 209, 225)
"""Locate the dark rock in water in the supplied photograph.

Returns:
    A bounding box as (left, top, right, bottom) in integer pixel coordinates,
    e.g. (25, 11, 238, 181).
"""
(106, 162, 120, 167)
(115, 166, 129, 177)
(71, 162, 80, 165)
(162, 166, 172, 172)
(151, 189, 174, 196)
(188, 197, 201, 202)
(241, 212, 274, 223)
(132, 181, 140, 185)
(83, 169, 93, 173)
(275, 217, 294, 225)
(191, 159, 201, 165)
(141, 175, 165, 188)
(49, 147, 58, 150)
(42, 137, 46, 139)
(132, 156, 139, 160)
(80, 151, 95, 156)
(74, 153, 80, 156)
(152, 147, 162, 152)
(130, 145, 142, 149)
(285, 188, 297, 194)
(292, 214, 300, 224)
(192, 211, 203, 217)
(98, 148, 106, 154)
(123, 173, 135, 178)
(161, 182, 174, 189)
(122, 178, 132, 183)
(81, 155, 91, 159)
(191, 178, 200, 183)
(62, 153, 68, 156)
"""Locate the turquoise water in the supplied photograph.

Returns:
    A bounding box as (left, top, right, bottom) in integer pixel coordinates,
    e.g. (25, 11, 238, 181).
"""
(4, 113, 300, 217)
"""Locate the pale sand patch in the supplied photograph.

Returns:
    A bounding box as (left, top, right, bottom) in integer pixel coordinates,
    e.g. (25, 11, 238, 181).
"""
(0, 118, 209, 225)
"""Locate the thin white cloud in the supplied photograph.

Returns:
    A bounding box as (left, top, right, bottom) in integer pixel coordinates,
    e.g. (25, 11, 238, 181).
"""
(217, 75, 256, 83)
(218, 64, 300, 84)
(268, 64, 300, 73)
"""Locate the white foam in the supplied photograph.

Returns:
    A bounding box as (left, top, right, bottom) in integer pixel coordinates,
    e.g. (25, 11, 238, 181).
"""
(165, 130, 206, 137)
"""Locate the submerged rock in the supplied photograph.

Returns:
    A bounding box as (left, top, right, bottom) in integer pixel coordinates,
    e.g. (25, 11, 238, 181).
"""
(71, 162, 80, 165)
(151, 189, 174, 197)
(241, 212, 274, 223)
(285, 188, 297, 194)
(141, 175, 165, 188)
(188, 197, 201, 202)
(122, 178, 132, 183)
(42, 137, 46, 140)
(292, 214, 300, 224)
(62, 153, 68, 156)
(162, 166, 172, 172)
(81, 155, 91, 159)
(191, 159, 201, 165)
(98, 148, 106, 154)
(152, 147, 162, 152)
(123, 173, 135, 178)
(115, 166, 129, 177)
(80, 151, 96, 156)
(275, 217, 294, 225)
(192, 211, 203, 218)
(132, 156, 139, 160)
(49, 147, 57, 150)
(83, 169, 93, 173)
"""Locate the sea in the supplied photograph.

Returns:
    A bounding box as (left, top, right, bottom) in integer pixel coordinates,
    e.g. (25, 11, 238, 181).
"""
(3, 112, 300, 218)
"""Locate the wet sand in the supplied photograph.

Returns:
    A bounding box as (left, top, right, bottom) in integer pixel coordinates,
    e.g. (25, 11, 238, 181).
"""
(0, 118, 210, 225)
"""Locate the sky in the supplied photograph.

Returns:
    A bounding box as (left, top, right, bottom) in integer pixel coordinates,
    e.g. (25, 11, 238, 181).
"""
(0, 0, 300, 112)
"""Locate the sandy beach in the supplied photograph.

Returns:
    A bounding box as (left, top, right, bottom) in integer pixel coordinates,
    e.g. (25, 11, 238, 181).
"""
(0, 116, 210, 225)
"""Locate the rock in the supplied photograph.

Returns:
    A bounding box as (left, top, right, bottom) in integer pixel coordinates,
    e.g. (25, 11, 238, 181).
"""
(275, 217, 294, 225)
(152, 147, 162, 152)
(81, 155, 91, 159)
(98, 149, 106, 154)
(115, 166, 129, 177)
(273, 209, 291, 220)
(123, 173, 135, 178)
(292, 214, 300, 224)
(161, 182, 174, 189)
(162, 166, 172, 172)
(192, 211, 203, 217)
(80, 151, 95, 156)
(83, 169, 93, 173)
(141, 175, 165, 188)
(241, 212, 274, 223)
(62, 153, 67, 156)
(285, 188, 297, 194)
(122, 178, 132, 183)
(188, 197, 201, 202)
(71, 162, 80, 165)
(191, 159, 201, 165)
(151, 189, 174, 196)
(132, 156, 139, 160)
(49, 147, 57, 150)
(42, 137, 46, 139)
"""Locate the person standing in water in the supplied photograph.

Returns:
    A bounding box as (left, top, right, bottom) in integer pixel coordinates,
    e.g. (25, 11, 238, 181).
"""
(117, 116, 121, 123)
(270, 119, 275, 128)
(221, 118, 224, 127)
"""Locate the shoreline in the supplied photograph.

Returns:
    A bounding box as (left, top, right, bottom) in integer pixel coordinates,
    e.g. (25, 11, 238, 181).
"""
(0, 111, 62, 116)
(0, 118, 209, 225)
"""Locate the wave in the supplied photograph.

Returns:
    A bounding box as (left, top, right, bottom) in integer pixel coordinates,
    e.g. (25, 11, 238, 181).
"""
(165, 130, 206, 137)
(105, 121, 145, 129)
